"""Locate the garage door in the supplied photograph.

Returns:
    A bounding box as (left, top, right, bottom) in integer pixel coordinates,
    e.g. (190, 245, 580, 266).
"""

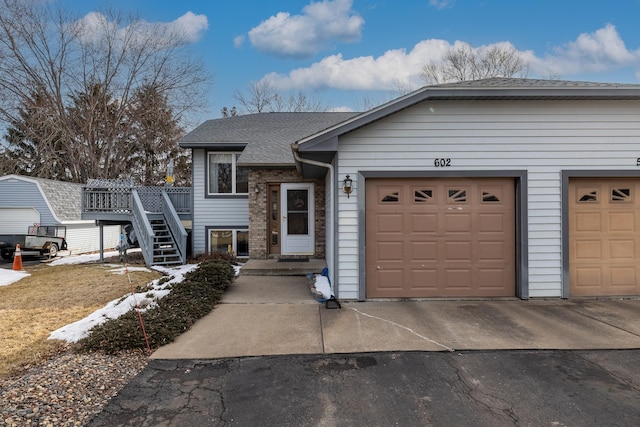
(569, 178, 640, 296)
(366, 178, 516, 298)
(0, 208, 40, 234)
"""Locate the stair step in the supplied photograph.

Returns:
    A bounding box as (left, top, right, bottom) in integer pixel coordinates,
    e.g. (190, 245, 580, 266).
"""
(140, 213, 185, 266)
(153, 261, 182, 266)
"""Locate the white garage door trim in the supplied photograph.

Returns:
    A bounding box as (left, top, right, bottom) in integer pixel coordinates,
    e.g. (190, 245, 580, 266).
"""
(0, 208, 41, 234)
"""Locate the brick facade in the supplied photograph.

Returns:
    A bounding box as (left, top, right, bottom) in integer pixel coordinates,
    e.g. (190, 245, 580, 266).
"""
(248, 168, 325, 259)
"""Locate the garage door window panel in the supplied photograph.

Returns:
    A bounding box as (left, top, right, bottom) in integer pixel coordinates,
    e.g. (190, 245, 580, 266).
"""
(414, 189, 434, 203)
(379, 187, 400, 203)
(448, 189, 468, 203)
(578, 188, 599, 203)
(611, 188, 631, 202)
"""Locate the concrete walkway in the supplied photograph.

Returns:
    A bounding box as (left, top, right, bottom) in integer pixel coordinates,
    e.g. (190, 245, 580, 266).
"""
(151, 275, 640, 359)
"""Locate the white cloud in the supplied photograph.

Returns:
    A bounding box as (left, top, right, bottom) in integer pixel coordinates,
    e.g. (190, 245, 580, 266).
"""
(259, 25, 640, 92)
(234, 34, 246, 48)
(170, 11, 209, 43)
(247, 0, 364, 59)
(536, 24, 640, 76)
(73, 11, 208, 47)
(430, 0, 455, 10)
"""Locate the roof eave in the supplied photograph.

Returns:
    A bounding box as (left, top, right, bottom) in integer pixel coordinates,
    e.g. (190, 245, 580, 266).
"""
(238, 162, 297, 169)
(178, 141, 248, 149)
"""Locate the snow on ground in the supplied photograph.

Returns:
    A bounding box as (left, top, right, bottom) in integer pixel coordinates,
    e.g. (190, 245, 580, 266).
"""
(106, 265, 152, 275)
(48, 249, 140, 266)
(1, 248, 243, 343)
(0, 269, 30, 287)
(49, 263, 198, 343)
(0, 249, 142, 287)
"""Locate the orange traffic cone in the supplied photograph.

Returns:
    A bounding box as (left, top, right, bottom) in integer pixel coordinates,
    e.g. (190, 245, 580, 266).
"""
(12, 244, 23, 271)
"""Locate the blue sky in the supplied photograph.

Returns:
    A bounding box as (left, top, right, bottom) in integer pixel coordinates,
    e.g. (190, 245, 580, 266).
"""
(64, 0, 640, 126)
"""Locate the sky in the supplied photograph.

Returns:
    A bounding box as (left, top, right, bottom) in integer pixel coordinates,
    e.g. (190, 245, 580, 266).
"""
(60, 0, 640, 128)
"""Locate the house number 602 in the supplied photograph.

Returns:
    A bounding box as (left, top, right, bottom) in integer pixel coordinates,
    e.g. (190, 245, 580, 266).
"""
(434, 158, 452, 167)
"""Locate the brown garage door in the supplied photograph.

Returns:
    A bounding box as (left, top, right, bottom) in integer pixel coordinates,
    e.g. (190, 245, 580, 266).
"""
(569, 178, 640, 296)
(366, 178, 516, 298)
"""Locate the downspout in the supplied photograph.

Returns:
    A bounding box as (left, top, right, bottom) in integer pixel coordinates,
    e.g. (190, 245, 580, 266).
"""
(292, 145, 337, 297)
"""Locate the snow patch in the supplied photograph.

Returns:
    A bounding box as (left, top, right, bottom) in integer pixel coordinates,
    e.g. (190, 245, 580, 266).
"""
(49, 263, 198, 343)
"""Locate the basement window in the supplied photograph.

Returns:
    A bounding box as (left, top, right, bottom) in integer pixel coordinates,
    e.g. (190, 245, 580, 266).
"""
(209, 229, 249, 257)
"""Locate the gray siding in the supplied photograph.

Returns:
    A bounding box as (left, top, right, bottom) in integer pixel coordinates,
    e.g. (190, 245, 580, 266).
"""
(0, 178, 58, 225)
(192, 149, 249, 255)
(335, 99, 640, 299)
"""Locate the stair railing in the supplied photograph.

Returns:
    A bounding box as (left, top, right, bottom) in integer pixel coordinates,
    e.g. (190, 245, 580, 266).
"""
(162, 190, 187, 264)
(132, 189, 155, 266)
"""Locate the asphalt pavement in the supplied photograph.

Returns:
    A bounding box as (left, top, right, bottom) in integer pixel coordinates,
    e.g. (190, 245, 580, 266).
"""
(0, 254, 47, 269)
(89, 349, 640, 426)
(86, 274, 640, 426)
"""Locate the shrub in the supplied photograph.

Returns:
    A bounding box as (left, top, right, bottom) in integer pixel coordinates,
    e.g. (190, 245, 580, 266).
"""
(76, 259, 234, 353)
(193, 251, 239, 264)
(184, 259, 235, 291)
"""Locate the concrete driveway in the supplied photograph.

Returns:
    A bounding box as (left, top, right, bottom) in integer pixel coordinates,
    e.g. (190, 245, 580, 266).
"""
(89, 275, 640, 427)
(152, 275, 640, 359)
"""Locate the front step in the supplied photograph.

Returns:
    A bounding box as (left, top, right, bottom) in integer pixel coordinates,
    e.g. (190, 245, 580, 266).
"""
(240, 259, 327, 276)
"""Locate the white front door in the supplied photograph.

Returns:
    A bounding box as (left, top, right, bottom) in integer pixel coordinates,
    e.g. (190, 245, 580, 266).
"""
(281, 183, 314, 255)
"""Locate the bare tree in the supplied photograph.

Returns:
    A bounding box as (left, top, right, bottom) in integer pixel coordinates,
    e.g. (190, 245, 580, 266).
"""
(233, 80, 326, 114)
(233, 80, 278, 114)
(0, 0, 210, 182)
(421, 44, 530, 85)
(221, 106, 238, 117)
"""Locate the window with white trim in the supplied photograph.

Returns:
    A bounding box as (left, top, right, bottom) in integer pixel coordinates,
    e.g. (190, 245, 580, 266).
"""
(209, 229, 249, 257)
(208, 152, 248, 194)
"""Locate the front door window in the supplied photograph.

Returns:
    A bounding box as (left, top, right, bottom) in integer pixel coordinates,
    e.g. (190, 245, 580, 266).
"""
(286, 189, 309, 235)
(280, 183, 314, 255)
(268, 185, 280, 255)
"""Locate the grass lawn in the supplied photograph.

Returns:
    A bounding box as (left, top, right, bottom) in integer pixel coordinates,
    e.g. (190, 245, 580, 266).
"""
(0, 261, 162, 379)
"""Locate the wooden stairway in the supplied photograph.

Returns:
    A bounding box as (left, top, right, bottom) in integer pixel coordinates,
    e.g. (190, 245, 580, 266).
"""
(150, 218, 182, 266)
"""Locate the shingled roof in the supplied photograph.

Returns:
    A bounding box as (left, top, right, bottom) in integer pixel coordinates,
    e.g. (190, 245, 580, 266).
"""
(296, 77, 640, 152)
(429, 77, 640, 89)
(179, 112, 358, 166)
(0, 175, 84, 221)
(30, 176, 84, 221)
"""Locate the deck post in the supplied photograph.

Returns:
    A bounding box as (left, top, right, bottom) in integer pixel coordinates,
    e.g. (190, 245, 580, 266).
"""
(99, 222, 104, 262)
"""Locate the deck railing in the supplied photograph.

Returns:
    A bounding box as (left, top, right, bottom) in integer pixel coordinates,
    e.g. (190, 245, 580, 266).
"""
(162, 191, 187, 264)
(131, 189, 154, 266)
(82, 187, 133, 213)
(82, 184, 191, 216)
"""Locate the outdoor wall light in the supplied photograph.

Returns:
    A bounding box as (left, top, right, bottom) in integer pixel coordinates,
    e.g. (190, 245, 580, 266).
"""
(254, 184, 260, 193)
(342, 175, 353, 198)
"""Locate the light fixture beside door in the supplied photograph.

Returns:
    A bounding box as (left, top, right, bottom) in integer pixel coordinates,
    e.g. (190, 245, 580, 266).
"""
(342, 175, 353, 198)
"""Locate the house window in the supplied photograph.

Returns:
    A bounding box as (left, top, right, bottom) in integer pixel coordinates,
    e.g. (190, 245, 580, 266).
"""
(210, 229, 249, 257)
(208, 153, 248, 194)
